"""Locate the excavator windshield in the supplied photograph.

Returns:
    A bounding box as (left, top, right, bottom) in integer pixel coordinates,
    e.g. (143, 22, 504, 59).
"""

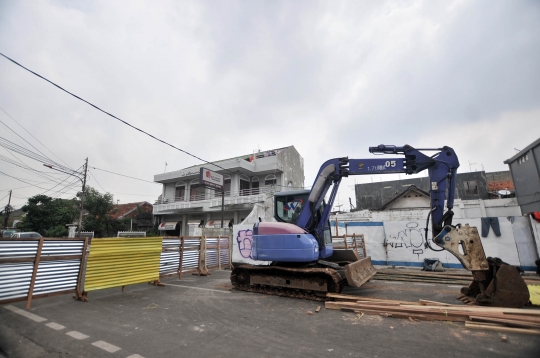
(275, 191, 309, 225)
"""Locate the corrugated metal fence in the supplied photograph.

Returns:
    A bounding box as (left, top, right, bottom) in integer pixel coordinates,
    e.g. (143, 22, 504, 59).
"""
(0, 235, 231, 308)
(159, 236, 231, 279)
(0, 238, 88, 308)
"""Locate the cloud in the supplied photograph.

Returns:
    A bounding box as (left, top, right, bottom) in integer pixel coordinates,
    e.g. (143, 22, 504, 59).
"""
(0, 0, 538, 212)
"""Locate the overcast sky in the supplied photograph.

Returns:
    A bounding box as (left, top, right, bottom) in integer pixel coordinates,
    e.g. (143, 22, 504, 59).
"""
(1, 0, 539, 212)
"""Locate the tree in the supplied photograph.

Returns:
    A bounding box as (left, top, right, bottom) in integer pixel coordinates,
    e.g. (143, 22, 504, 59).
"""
(17, 195, 77, 237)
(78, 187, 127, 237)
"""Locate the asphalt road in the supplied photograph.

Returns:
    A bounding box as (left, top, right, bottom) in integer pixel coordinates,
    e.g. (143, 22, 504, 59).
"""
(1, 270, 539, 358)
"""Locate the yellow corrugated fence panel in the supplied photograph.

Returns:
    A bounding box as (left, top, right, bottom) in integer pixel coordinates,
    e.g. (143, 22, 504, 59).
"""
(84, 237, 163, 292)
(529, 285, 540, 306)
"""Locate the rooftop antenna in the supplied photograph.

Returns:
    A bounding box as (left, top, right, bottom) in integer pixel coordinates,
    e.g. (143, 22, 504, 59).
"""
(164, 162, 167, 173)
(468, 160, 477, 172)
(514, 148, 521, 152)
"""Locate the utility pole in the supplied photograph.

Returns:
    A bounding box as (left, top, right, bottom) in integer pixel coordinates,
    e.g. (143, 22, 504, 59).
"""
(77, 158, 88, 237)
(3, 190, 12, 229)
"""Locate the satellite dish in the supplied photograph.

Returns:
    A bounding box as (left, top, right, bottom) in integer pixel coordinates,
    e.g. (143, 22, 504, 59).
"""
(498, 190, 511, 196)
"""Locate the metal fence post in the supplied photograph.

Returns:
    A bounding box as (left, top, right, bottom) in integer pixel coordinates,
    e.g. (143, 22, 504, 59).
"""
(179, 236, 185, 279)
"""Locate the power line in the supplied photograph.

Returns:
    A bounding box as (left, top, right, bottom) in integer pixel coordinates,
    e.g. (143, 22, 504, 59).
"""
(90, 166, 158, 184)
(0, 105, 71, 168)
(88, 169, 108, 192)
(0, 136, 76, 175)
(0, 111, 58, 168)
(0, 193, 9, 202)
(0, 170, 79, 195)
(0, 52, 235, 175)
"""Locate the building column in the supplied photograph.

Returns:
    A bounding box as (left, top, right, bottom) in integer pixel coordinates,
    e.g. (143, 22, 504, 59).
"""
(479, 200, 487, 217)
(182, 214, 187, 236)
(234, 210, 239, 225)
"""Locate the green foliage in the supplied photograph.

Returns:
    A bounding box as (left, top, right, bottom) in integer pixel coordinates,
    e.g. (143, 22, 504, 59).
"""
(78, 187, 125, 237)
(45, 225, 69, 238)
(18, 195, 77, 237)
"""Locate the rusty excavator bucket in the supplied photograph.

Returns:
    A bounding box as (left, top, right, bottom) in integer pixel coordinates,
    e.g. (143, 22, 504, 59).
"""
(325, 250, 377, 288)
(433, 224, 530, 308)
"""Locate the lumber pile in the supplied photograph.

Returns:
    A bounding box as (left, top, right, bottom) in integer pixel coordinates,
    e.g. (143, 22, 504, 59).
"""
(373, 268, 540, 286)
(325, 293, 540, 335)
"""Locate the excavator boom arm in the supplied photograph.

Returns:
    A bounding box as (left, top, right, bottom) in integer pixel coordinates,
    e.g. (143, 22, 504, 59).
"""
(297, 145, 460, 240)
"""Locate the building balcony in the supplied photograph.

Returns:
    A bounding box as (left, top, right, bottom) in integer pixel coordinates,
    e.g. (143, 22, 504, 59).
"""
(153, 186, 277, 214)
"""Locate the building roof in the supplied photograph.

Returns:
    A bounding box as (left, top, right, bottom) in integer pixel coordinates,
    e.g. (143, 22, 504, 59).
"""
(179, 146, 292, 171)
(154, 145, 299, 183)
(110, 202, 153, 220)
(379, 185, 430, 210)
(504, 137, 540, 164)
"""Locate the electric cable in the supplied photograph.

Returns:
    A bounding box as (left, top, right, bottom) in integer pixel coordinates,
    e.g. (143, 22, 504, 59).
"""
(0, 52, 235, 175)
(0, 105, 71, 168)
(0, 137, 75, 174)
(0, 170, 79, 195)
(90, 166, 158, 184)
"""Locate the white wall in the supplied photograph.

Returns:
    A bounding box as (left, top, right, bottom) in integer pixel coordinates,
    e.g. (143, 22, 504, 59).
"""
(340, 217, 537, 270)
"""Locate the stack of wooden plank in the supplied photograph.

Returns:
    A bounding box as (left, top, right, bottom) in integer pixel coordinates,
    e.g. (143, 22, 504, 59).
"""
(325, 293, 540, 335)
(373, 268, 540, 286)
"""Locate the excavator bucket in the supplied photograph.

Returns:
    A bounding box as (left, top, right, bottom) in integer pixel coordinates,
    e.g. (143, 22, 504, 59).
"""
(344, 256, 377, 287)
(434, 224, 530, 308)
(326, 250, 377, 288)
(463, 259, 530, 308)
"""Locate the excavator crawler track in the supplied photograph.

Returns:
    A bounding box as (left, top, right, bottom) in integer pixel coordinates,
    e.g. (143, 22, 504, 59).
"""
(231, 264, 345, 301)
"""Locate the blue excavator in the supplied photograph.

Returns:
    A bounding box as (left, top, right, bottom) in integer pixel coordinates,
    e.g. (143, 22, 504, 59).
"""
(230, 145, 530, 307)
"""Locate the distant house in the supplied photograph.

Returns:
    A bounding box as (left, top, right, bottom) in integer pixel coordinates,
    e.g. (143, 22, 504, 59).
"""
(354, 171, 515, 211)
(378, 185, 431, 211)
(152, 146, 305, 236)
(111, 201, 154, 231)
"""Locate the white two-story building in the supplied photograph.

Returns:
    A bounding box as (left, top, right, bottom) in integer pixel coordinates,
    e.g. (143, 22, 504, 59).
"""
(153, 146, 304, 235)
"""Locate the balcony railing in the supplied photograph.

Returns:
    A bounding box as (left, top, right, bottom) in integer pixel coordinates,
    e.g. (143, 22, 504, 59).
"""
(154, 186, 276, 205)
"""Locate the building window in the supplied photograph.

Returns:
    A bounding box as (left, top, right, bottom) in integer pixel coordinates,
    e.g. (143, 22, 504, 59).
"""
(464, 180, 478, 195)
(175, 187, 185, 201)
(265, 174, 277, 186)
(190, 182, 205, 201)
(240, 175, 250, 196)
(252, 177, 259, 195)
(214, 175, 231, 197)
(175, 181, 186, 201)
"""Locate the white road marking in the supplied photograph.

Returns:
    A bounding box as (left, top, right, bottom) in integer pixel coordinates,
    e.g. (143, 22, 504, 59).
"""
(92, 340, 121, 353)
(447, 285, 463, 288)
(167, 283, 230, 293)
(66, 331, 89, 340)
(126, 355, 145, 358)
(413, 283, 435, 286)
(383, 281, 403, 284)
(45, 322, 65, 330)
(4, 305, 47, 322)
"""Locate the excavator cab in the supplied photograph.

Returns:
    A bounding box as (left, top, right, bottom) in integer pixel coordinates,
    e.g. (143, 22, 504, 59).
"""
(275, 190, 333, 255)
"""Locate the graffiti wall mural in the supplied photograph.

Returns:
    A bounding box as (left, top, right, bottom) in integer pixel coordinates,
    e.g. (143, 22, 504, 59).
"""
(385, 221, 429, 259)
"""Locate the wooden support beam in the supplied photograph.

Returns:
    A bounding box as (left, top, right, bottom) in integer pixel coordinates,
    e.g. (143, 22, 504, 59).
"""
(26, 238, 44, 309)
